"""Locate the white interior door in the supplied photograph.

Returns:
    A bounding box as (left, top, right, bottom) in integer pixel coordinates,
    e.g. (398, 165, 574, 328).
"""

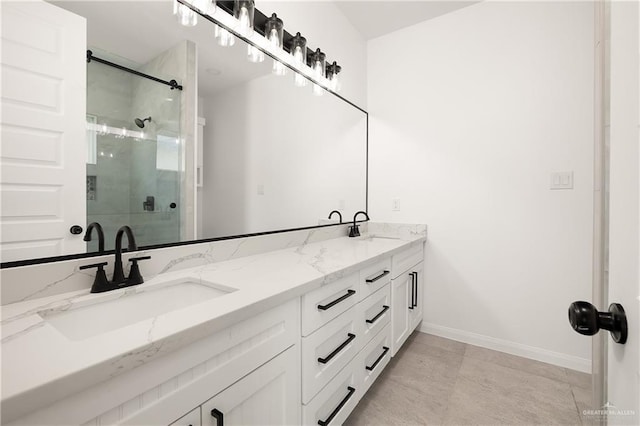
(606, 1, 639, 424)
(0, 0, 86, 263)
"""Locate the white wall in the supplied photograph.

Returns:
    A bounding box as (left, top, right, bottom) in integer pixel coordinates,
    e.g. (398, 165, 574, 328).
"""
(368, 1, 594, 370)
(201, 73, 366, 238)
(257, 1, 367, 109)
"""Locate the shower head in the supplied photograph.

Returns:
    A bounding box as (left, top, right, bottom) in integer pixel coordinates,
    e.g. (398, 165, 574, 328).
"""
(134, 116, 152, 129)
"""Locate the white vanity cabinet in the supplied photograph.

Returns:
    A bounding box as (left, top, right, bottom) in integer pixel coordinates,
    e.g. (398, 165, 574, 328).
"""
(390, 243, 425, 356)
(4, 236, 427, 426)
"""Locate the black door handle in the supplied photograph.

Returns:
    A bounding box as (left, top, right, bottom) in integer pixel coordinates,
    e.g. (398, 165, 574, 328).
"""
(70, 225, 83, 235)
(408, 273, 414, 310)
(568, 301, 628, 344)
(211, 408, 224, 426)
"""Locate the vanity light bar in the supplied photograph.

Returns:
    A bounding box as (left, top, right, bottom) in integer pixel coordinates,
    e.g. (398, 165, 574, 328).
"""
(175, 0, 341, 93)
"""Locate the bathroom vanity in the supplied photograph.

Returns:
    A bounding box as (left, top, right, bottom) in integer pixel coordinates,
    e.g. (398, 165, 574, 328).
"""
(1, 224, 426, 426)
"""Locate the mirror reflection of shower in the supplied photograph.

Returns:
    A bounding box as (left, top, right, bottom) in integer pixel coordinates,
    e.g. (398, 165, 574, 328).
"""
(135, 116, 152, 129)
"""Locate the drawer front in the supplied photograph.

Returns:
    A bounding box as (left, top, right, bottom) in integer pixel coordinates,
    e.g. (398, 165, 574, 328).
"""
(359, 324, 392, 394)
(302, 307, 362, 404)
(358, 257, 391, 301)
(359, 283, 391, 345)
(302, 357, 361, 426)
(391, 242, 424, 278)
(301, 272, 359, 336)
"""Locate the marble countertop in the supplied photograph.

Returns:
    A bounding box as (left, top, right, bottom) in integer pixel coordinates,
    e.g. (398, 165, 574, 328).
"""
(1, 231, 426, 421)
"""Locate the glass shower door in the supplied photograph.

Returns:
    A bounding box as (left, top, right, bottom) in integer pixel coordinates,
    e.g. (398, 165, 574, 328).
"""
(85, 51, 182, 251)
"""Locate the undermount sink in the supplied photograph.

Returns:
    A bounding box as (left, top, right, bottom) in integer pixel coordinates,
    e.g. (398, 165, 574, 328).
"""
(39, 278, 236, 341)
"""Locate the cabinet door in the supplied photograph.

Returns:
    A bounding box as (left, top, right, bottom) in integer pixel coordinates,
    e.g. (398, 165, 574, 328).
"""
(170, 407, 201, 426)
(409, 262, 424, 330)
(201, 346, 300, 426)
(391, 273, 411, 356)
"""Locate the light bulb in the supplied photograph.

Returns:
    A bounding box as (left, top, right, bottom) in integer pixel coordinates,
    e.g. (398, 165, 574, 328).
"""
(109, 153, 114, 158)
(330, 73, 341, 92)
(293, 46, 304, 64)
(268, 28, 280, 49)
(272, 60, 287, 76)
(173, 0, 197, 26)
(247, 45, 264, 63)
(313, 60, 324, 79)
(294, 72, 308, 87)
(215, 25, 235, 47)
(237, 6, 252, 36)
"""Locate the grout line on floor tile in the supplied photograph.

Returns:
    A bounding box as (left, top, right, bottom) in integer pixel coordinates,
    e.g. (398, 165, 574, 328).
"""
(570, 386, 585, 425)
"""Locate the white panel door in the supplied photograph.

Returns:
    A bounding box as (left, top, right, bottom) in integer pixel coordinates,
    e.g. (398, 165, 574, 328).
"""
(606, 1, 639, 424)
(0, 0, 86, 263)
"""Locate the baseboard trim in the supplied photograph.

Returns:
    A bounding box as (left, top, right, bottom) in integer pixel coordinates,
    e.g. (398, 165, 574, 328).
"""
(419, 322, 591, 373)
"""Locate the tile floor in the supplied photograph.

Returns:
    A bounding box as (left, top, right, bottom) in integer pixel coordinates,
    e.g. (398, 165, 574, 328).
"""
(346, 331, 593, 426)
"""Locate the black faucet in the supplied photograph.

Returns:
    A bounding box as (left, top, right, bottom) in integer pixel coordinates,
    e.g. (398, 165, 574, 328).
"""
(112, 225, 137, 285)
(83, 222, 105, 252)
(80, 225, 151, 293)
(328, 210, 343, 223)
(349, 211, 369, 237)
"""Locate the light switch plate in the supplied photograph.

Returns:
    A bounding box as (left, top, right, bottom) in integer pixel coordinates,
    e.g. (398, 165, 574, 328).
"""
(550, 172, 574, 190)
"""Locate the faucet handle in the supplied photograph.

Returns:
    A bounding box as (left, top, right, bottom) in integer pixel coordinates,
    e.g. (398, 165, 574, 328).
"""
(348, 225, 360, 238)
(79, 262, 111, 293)
(127, 256, 151, 285)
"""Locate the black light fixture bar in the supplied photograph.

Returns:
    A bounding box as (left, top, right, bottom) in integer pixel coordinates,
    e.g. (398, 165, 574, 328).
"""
(86, 50, 183, 91)
(189, 0, 334, 67)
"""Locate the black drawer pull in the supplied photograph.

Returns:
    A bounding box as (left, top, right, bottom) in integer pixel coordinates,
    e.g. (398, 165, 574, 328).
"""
(317, 386, 356, 426)
(318, 333, 356, 364)
(365, 346, 390, 371)
(211, 408, 224, 426)
(317, 289, 356, 311)
(366, 305, 389, 324)
(365, 270, 390, 283)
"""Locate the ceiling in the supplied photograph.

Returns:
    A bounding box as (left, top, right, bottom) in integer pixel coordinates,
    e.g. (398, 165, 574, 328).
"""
(334, 1, 480, 40)
(53, 1, 271, 97)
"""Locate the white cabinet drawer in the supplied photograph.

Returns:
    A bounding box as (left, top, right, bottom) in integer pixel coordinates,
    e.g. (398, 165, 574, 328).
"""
(301, 307, 362, 404)
(302, 357, 361, 426)
(301, 272, 359, 336)
(358, 257, 391, 301)
(359, 283, 391, 345)
(391, 243, 424, 278)
(169, 407, 201, 426)
(359, 324, 392, 394)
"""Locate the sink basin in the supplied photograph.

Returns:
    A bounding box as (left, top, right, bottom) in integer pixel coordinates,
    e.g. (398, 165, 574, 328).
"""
(39, 278, 236, 340)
